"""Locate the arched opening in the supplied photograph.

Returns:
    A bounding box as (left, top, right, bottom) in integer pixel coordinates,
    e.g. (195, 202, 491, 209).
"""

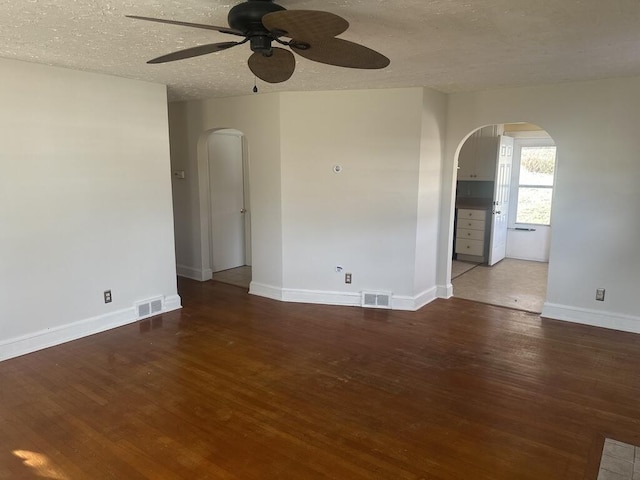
(197, 128, 252, 289)
(449, 122, 557, 313)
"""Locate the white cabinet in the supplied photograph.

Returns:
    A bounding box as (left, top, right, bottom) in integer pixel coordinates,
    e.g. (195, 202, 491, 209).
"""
(457, 127, 500, 181)
(455, 208, 488, 261)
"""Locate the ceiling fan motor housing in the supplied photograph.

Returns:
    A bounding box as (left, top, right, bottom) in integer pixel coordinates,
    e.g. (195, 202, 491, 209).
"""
(228, 0, 286, 54)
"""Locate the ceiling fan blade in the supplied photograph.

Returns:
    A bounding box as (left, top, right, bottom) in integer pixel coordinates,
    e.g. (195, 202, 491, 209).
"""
(262, 10, 349, 39)
(292, 38, 390, 69)
(248, 47, 295, 83)
(148, 42, 240, 64)
(126, 15, 245, 37)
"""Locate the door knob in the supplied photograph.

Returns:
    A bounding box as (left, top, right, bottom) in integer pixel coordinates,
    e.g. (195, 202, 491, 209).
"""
(240, 208, 247, 214)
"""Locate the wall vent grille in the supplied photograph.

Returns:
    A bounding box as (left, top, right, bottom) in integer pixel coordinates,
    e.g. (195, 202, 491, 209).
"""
(361, 291, 392, 309)
(150, 299, 162, 314)
(136, 297, 164, 319)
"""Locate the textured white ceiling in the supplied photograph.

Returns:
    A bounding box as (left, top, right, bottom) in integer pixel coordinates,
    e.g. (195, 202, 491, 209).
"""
(2, 0, 640, 102)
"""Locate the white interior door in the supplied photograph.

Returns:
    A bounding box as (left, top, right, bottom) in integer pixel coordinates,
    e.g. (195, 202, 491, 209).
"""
(208, 132, 246, 272)
(488, 135, 514, 266)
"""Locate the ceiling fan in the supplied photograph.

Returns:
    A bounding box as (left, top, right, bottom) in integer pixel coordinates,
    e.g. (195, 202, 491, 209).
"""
(127, 0, 390, 84)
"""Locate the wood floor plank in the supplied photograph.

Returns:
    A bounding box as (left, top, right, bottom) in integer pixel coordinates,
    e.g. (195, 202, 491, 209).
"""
(2, 278, 640, 478)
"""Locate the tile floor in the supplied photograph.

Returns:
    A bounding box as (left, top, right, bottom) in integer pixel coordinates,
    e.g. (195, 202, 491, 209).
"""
(451, 259, 480, 279)
(212, 266, 252, 289)
(598, 438, 640, 480)
(452, 258, 548, 313)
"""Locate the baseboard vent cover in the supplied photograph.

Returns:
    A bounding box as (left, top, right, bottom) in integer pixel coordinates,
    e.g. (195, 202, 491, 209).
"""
(135, 297, 164, 319)
(361, 291, 392, 309)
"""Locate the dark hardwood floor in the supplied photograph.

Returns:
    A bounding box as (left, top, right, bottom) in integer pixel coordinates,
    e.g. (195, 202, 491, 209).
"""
(2, 278, 640, 479)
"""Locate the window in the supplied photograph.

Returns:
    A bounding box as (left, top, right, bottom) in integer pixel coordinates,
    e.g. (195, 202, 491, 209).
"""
(511, 141, 557, 225)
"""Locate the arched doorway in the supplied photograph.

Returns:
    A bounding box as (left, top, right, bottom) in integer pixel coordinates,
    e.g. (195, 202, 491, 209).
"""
(449, 122, 557, 313)
(206, 129, 252, 288)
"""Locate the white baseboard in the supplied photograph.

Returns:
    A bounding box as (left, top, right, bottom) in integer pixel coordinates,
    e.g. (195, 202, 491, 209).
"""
(542, 303, 640, 334)
(177, 264, 213, 282)
(164, 294, 183, 312)
(397, 287, 438, 311)
(250, 283, 437, 311)
(0, 295, 182, 362)
(437, 283, 453, 299)
(249, 282, 284, 301)
(282, 288, 362, 307)
(506, 255, 549, 263)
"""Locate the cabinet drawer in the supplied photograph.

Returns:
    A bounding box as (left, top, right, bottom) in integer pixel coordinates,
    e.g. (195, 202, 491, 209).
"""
(457, 218, 485, 231)
(456, 228, 484, 241)
(455, 239, 484, 256)
(458, 209, 487, 221)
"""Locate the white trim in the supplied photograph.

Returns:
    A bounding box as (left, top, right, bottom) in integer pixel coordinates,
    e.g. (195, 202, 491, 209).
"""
(414, 287, 439, 310)
(249, 282, 284, 301)
(250, 284, 437, 311)
(437, 283, 454, 299)
(0, 296, 182, 362)
(176, 264, 213, 281)
(505, 254, 549, 263)
(282, 288, 362, 307)
(542, 303, 640, 334)
(394, 287, 438, 311)
(164, 294, 182, 311)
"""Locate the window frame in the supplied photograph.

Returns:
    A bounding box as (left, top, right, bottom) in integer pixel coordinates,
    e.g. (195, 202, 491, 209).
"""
(508, 137, 557, 228)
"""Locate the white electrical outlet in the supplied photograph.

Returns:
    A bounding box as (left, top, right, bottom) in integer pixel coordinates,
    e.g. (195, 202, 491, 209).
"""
(596, 288, 605, 301)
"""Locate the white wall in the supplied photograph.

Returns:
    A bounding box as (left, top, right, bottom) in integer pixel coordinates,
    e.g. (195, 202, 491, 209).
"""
(441, 77, 640, 332)
(279, 88, 429, 308)
(415, 89, 448, 300)
(0, 59, 180, 360)
(506, 227, 551, 262)
(168, 94, 283, 290)
(170, 88, 447, 310)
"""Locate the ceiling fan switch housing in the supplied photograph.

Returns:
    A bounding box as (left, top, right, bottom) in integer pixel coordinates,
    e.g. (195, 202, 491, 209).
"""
(250, 36, 273, 54)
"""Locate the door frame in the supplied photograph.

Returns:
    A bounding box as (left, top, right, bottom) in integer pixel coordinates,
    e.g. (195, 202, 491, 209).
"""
(195, 127, 251, 281)
(206, 129, 251, 273)
(445, 122, 555, 303)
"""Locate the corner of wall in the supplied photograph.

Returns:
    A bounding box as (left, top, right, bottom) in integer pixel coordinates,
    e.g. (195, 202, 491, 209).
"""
(177, 265, 213, 282)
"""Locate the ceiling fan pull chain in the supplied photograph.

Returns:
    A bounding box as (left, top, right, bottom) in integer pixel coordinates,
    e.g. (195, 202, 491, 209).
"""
(253, 77, 258, 93)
